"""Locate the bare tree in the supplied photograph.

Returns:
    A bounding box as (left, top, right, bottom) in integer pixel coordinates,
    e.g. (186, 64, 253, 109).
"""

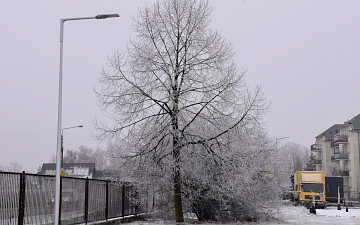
(96, 0, 269, 222)
(6, 161, 23, 172)
(304, 153, 316, 171)
(37, 165, 42, 173)
(108, 120, 279, 222)
(76, 146, 94, 163)
(49, 154, 56, 163)
(76, 146, 109, 170)
(274, 142, 310, 197)
(63, 149, 78, 163)
(62, 146, 109, 170)
(49, 146, 109, 170)
(326, 162, 342, 176)
(277, 142, 309, 174)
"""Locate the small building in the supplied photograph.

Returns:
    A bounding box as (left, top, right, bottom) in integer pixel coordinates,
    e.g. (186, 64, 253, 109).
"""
(39, 163, 110, 179)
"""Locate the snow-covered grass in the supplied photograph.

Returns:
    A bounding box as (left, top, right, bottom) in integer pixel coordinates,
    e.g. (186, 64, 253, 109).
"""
(273, 205, 360, 225)
(124, 204, 360, 225)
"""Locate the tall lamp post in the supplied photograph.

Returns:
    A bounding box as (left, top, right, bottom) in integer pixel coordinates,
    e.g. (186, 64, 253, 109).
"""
(55, 14, 119, 225)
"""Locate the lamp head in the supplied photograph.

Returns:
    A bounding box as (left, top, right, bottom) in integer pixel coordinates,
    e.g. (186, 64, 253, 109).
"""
(95, 14, 119, 19)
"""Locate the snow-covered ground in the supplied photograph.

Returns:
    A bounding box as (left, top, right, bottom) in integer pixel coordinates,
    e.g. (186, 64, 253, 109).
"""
(125, 205, 360, 225)
(271, 205, 360, 225)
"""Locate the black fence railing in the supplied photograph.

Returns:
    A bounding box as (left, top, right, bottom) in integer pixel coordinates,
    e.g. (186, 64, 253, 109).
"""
(0, 171, 141, 225)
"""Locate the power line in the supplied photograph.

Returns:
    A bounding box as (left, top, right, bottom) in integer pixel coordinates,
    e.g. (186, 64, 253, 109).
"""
(63, 139, 81, 150)
(0, 130, 92, 149)
(0, 130, 55, 144)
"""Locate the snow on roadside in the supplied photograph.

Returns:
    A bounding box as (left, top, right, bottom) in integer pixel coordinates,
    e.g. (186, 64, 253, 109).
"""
(125, 205, 360, 225)
(273, 205, 360, 225)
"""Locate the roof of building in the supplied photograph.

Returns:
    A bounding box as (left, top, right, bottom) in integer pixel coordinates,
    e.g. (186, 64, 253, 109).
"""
(315, 114, 360, 140)
(315, 124, 342, 140)
(40, 163, 102, 179)
(93, 170, 114, 180)
(346, 113, 360, 130)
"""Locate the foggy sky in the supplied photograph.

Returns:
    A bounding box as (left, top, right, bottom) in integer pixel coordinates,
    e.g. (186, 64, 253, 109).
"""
(1, 0, 360, 172)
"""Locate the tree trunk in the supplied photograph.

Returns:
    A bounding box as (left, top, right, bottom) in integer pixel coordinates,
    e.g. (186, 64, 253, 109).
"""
(174, 163, 184, 222)
(173, 120, 184, 222)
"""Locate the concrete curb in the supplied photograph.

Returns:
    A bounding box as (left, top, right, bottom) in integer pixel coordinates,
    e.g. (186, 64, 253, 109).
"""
(82, 214, 147, 225)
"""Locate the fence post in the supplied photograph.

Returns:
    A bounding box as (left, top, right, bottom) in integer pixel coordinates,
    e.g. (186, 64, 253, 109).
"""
(84, 177, 89, 224)
(18, 171, 26, 225)
(105, 180, 109, 221)
(122, 184, 125, 218)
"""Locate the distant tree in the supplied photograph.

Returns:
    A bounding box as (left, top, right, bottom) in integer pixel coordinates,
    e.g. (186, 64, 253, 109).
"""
(76, 146, 109, 170)
(277, 142, 309, 174)
(92, 148, 109, 170)
(76, 146, 94, 163)
(293, 154, 304, 172)
(96, 0, 269, 222)
(37, 165, 42, 173)
(61, 146, 109, 170)
(304, 153, 316, 171)
(63, 150, 78, 163)
(49, 154, 56, 163)
(48, 145, 109, 170)
(6, 161, 23, 172)
(326, 162, 341, 176)
(274, 142, 310, 196)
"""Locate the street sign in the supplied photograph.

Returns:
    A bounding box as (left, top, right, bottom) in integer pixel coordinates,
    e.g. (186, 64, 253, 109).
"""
(60, 169, 67, 177)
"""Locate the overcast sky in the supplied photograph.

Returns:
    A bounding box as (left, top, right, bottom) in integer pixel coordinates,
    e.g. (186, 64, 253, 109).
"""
(1, 0, 360, 173)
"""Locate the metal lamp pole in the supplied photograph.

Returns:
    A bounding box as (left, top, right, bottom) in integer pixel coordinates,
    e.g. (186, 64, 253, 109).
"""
(61, 125, 83, 167)
(55, 14, 119, 225)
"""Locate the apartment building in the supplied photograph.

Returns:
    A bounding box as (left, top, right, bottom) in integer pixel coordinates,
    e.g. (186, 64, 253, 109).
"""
(312, 114, 360, 201)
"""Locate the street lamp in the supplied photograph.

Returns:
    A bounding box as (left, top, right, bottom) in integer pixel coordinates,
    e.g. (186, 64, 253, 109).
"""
(275, 136, 289, 150)
(61, 125, 83, 167)
(275, 136, 290, 160)
(275, 136, 290, 170)
(54, 14, 119, 225)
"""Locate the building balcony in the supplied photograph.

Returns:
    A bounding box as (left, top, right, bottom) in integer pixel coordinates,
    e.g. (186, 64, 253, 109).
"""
(334, 153, 349, 160)
(334, 135, 348, 143)
(331, 135, 348, 148)
(313, 159, 322, 165)
(311, 144, 322, 152)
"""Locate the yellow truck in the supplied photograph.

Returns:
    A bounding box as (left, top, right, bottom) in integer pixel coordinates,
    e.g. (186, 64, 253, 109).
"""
(293, 171, 326, 209)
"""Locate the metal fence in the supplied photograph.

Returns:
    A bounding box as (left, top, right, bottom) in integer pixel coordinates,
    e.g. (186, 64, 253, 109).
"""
(0, 171, 139, 225)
